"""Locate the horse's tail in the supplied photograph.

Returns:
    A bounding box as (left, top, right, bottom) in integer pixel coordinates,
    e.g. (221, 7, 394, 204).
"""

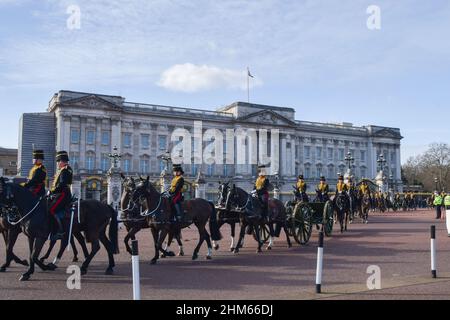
(208, 202, 222, 241)
(108, 205, 120, 254)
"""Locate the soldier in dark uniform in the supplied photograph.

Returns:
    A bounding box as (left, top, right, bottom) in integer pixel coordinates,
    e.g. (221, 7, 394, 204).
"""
(48, 151, 73, 240)
(23, 150, 47, 198)
(316, 176, 329, 202)
(295, 175, 309, 202)
(253, 165, 270, 217)
(169, 164, 185, 222)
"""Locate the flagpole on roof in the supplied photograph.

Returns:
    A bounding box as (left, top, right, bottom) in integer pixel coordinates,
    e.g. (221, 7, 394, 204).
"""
(247, 67, 250, 104)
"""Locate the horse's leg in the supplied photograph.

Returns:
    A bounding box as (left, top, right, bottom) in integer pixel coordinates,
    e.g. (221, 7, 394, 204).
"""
(154, 228, 170, 263)
(20, 237, 35, 281)
(150, 227, 159, 265)
(162, 230, 176, 258)
(99, 230, 115, 275)
(284, 225, 292, 248)
(80, 239, 101, 275)
(192, 224, 206, 261)
(233, 222, 247, 254)
(254, 224, 262, 253)
(69, 236, 79, 262)
(267, 222, 274, 251)
(212, 220, 223, 251)
(204, 228, 213, 260)
(47, 234, 70, 270)
(2, 228, 28, 271)
(39, 239, 56, 263)
(230, 222, 236, 252)
(74, 231, 89, 260)
(175, 231, 184, 256)
(124, 227, 138, 255)
(21, 237, 48, 281)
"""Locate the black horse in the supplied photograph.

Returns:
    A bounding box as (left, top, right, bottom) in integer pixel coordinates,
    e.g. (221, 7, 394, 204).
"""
(333, 193, 350, 233)
(0, 204, 28, 272)
(0, 177, 118, 281)
(132, 177, 222, 264)
(120, 175, 183, 258)
(213, 181, 238, 252)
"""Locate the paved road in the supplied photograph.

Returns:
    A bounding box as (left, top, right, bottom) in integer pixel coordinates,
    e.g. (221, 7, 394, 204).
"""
(0, 209, 449, 300)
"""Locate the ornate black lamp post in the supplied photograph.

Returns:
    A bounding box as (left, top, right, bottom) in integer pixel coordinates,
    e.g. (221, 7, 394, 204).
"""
(435, 177, 439, 192)
(158, 150, 172, 172)
(108, 146, 122, 169)
(345, 152, 355, 172)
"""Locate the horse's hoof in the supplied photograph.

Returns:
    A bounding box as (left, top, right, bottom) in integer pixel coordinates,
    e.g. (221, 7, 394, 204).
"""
(206, 256, 212, 260)
(47, 263, 57, 271)
(105, 268, 114, 276)
(178, 251, 184, 257)
(213, 244, 219, 251)
(234, 249, 239, 255)
(267, 246, 272, 251)
(80, 268, 87, 275)
(150, 259, 157, 265)
(230, 247, 235, 252)
(72, 257, 79, 263)
(192, 254, 198, 261)
(167, 251, 176, 257)
(0, 267, 6, 273)
(20, 274, 30, 281)
(160, 254, 167, 259)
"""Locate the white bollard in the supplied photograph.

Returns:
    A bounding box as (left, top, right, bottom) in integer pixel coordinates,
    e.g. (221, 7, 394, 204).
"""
(315, 232, 324, 293)
(131, 240, 141, 300)
(446, 208, 450, 236)
(431, 226, 437, 279)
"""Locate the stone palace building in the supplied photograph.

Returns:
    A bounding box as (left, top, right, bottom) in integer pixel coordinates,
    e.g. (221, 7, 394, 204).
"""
(18, 90, 403, 202)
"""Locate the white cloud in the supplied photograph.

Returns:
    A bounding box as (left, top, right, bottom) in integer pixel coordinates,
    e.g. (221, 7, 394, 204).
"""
(157, 63, 262, 93)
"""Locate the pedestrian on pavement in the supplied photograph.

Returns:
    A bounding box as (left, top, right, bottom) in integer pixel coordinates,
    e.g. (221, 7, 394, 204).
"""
(433, 192, 443, 219)
(444, 192, 450, 237)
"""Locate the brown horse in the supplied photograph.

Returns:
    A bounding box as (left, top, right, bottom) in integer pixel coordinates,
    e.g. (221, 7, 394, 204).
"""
(120, 175, 184, 258)
(358, 193, 371, 224)
(0, 205, 28, 272)
(0, 177, 118, 281)
(132, 176, 222, 264)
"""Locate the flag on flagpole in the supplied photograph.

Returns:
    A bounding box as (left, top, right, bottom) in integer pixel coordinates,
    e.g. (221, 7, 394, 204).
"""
(247, 67, 254, 78)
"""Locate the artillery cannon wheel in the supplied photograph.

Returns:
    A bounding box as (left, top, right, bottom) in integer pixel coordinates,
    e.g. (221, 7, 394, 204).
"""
(292, 203, 313, 245)
(323, 201, 334, 237)
(252, 224, 271, 244)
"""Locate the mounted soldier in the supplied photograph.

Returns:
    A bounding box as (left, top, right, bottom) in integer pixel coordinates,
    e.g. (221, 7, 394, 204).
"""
(316, 176, 329, 202)
(169, 164, 185, 223)
(48, 151, 73, 241)
(295, 175, 309, 203)
(358, 180, 372, 199)
(253, 165, 270, 217)
(22, 150, 47, 198)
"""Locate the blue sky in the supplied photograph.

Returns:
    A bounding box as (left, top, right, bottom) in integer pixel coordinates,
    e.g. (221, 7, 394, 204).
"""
(1, 0, 449, 163)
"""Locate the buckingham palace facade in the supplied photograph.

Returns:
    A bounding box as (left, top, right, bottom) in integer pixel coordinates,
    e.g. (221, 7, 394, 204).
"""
(18, 90, 403, 202)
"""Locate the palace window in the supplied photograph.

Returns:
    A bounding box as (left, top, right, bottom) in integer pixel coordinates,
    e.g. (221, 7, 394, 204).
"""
(304, 146, 311, 159)
(207, 164, 214, 176)
(304, 166, 311, 179)
(141, 134, 150, 149)
(339, 149, 345, 161)
(360, 150, 366, 162)
(327, 165, 334, 179)
(101, 131, 110, 146)
(123, 159, 131, 173)
(327, 148, 333, 160)
(101, 155, 109, 172)
(140, 159, 150, 174)
(86, 153, 95, 171)
(71, 129, 80, 144)
(86, 130, 95, 145)
(123, 133, 132, 148)
(158, 136, 167, 151)
(316, 147, 322, 160)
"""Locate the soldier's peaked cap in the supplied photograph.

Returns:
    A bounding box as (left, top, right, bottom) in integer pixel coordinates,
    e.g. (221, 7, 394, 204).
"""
(56, 151, 69, 162)
(33, 150, 44, 160)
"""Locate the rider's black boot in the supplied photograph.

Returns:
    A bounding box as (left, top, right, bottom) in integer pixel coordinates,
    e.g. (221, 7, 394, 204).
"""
(51, 215, 65, 241)
(174, 203, 183, 223)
